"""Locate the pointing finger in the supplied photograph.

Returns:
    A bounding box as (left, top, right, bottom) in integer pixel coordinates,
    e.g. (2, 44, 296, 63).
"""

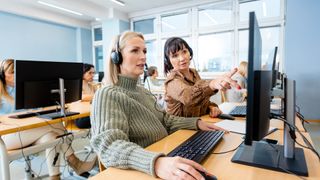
(225, 68, 238, 78)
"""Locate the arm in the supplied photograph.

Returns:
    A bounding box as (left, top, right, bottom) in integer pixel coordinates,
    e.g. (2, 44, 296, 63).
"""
(166, 78, 215, 106)
(90, 87, 164, 177)
(163, 113, 199, 134)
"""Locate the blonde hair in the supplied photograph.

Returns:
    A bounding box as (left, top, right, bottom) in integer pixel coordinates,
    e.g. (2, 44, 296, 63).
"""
(0, 59, 14, 104)
(238, 61, 248, 78)
(103, 31, 145, 85)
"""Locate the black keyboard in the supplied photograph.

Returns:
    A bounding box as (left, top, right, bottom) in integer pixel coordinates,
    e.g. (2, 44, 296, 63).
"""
(229, 105, 246, 117)
(167, 131, 224, 163)
(9, 108, 63, 119)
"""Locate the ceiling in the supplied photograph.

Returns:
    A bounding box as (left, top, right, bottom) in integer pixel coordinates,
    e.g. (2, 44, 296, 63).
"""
(0, 0, 196, 28)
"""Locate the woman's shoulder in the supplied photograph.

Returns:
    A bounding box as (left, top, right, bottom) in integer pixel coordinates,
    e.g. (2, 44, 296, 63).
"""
(165, 70, 184, 84)
(95, 85, 121, 97)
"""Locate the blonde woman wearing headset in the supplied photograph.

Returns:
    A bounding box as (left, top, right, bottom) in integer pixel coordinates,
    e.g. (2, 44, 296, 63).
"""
(90, 31, 233, 179)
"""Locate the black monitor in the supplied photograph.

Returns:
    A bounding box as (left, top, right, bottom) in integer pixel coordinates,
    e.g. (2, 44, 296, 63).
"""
(98, 72, 104, 82)
(15, 60, 83, 119)
(271, 47, 278, 88)
(231, 12, 308, 176)
(245, 11, 272, 145)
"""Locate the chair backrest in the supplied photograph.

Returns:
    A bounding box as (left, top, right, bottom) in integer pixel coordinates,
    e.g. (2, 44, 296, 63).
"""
(221, 90, 228, 103)
(98, 159, 106, 171)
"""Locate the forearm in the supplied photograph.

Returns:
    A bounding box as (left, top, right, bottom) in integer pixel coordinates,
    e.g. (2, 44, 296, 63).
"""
(91, 130, 164, 176)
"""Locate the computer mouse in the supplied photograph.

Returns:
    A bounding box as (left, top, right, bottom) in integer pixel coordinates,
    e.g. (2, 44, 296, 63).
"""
(197, 170, 217, 180)
(218, 113, 235, 120)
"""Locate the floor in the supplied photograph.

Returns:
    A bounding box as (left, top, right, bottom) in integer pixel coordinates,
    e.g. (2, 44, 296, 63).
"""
(9, 138, 99, 180)
(9, 122, 320, 180)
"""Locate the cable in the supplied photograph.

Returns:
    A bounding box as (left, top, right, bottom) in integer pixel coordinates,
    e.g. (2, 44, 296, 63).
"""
(212, 141, 243, 154)
(266, 142, 307, 180)
(272, 115, 320, 160)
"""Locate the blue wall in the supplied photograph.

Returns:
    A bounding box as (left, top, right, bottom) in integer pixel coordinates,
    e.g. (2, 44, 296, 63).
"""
(0, 11, 92, 63)
(285, 0, 320, 119)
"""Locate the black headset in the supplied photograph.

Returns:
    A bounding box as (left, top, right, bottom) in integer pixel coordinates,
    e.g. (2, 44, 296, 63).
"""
(0, 59, 13, 84)
(164, 37, 193, 74)
(110, 35, 123, 65)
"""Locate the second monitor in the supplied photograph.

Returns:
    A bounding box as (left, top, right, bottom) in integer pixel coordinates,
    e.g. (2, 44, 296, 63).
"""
(15, 60, 83, 119)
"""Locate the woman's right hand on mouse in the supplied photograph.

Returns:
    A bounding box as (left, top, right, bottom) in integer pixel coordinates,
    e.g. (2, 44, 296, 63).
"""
(154, 156, 207, 180)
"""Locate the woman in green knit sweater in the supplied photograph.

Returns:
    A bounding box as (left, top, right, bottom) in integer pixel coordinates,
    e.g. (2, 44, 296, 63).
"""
(90, 31, 227, 179)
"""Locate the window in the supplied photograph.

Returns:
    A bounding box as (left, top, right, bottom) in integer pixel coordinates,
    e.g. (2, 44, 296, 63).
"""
(239, 0, 281, 22)
(133, 18, 155, 34)
(239, 26, 280, 65)
(161, 12, 189, 33)
(94, 27, 102, 41)
(92, 26, 103, 73)
(130, 0, 284, 77)
(198, 1, 233, 27)
(94, 46, 103, 72)
(146, 40, 158, 68)
(198, 32, 233, 72)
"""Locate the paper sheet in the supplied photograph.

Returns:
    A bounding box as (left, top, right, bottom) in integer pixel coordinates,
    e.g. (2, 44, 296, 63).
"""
(214, 120, 277, 135)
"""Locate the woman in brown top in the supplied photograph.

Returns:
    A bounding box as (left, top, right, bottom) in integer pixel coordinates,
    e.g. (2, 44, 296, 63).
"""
(164, 37, 240, 118)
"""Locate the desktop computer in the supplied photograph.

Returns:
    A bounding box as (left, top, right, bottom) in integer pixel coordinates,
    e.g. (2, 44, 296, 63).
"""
(231, 12, 308, 176)
(14, 60, 83, 119)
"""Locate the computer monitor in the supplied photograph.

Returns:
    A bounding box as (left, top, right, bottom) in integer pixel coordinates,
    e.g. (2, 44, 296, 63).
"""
(231, 12, 308, 176)
(98, 72, 104, 82)
(271, 47, 278, 88)
(244, 11, 272, 145)
(15, 60, 83, 118)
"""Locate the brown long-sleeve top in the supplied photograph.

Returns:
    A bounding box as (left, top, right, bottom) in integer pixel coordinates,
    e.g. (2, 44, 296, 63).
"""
(164, 68, 218, 117)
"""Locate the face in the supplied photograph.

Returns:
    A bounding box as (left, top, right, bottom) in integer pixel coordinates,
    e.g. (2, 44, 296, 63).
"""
(169, 46, 191, 72)
(120, 37, 147, 78)
(83, 67, 95, 82)
(153, 69, 158, 77)
(4, 65, 14, 87)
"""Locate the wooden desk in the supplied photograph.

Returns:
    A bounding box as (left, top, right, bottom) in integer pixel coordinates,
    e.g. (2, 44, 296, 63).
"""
(0, 101, 91, 180)
(91, 129, 320, 180)
(216, 102, 305, 132)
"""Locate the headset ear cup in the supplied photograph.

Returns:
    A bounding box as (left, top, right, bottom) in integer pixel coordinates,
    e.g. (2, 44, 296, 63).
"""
(111, 51, 120, 64)
(111, 51, 123, 65)
(189, 47, 193, 59)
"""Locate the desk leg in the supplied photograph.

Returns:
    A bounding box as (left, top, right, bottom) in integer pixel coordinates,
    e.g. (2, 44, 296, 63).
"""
(0, 136, 10, 180)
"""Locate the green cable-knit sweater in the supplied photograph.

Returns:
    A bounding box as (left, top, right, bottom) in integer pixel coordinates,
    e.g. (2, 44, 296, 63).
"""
(90, 75, 199, 177)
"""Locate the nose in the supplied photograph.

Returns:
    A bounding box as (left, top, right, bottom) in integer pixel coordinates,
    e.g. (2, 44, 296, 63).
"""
(178, 54, 184, 61)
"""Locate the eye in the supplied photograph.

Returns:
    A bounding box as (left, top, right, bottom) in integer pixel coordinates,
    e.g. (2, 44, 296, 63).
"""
(143, 49, 147, 54)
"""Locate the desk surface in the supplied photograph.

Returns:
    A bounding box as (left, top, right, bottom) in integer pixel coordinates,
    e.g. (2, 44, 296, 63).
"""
(91, 130, 320, 180)
(0, 101, 90, 135)
(216, 102, 305, 132)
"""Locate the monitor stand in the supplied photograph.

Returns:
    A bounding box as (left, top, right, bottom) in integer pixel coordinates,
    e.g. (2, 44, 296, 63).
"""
(40, 78, 79, 120)
(231, 141, 308, 176)
(38, 111, 80, 120)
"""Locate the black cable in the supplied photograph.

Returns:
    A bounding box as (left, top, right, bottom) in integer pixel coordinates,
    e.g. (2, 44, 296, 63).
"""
(272, 116, 320, 160)
(266, 142, 306, 180)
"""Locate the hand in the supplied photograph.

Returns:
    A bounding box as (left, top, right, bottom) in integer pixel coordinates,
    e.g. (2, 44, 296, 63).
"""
(209, 106, 222, 118)
(197, 120, 229, 133)
(155, 156, 207, 180)
(209, 68, 241, 91)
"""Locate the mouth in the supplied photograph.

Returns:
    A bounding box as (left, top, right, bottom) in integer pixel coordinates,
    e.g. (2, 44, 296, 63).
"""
(137, 64, 145, 68)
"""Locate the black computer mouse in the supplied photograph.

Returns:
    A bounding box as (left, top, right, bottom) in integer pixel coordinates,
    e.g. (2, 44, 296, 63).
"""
(218, 113, 235, 120)
(197, 170, 217, 180)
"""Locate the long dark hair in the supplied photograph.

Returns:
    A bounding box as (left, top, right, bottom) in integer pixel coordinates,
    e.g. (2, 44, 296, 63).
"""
(163, 37, 193, 75)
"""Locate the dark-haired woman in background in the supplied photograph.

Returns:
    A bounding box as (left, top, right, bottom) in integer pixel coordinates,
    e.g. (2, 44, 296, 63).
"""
(75, 63, 98, 128)
(164, 37, 240, 118)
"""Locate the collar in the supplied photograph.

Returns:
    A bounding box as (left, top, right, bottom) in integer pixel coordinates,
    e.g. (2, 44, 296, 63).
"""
(116, 75, 138, 91)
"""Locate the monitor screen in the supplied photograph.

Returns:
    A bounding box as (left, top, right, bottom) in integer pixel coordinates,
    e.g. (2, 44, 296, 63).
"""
(245, 11, 272, 145)
(15, 60, 83, 110)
